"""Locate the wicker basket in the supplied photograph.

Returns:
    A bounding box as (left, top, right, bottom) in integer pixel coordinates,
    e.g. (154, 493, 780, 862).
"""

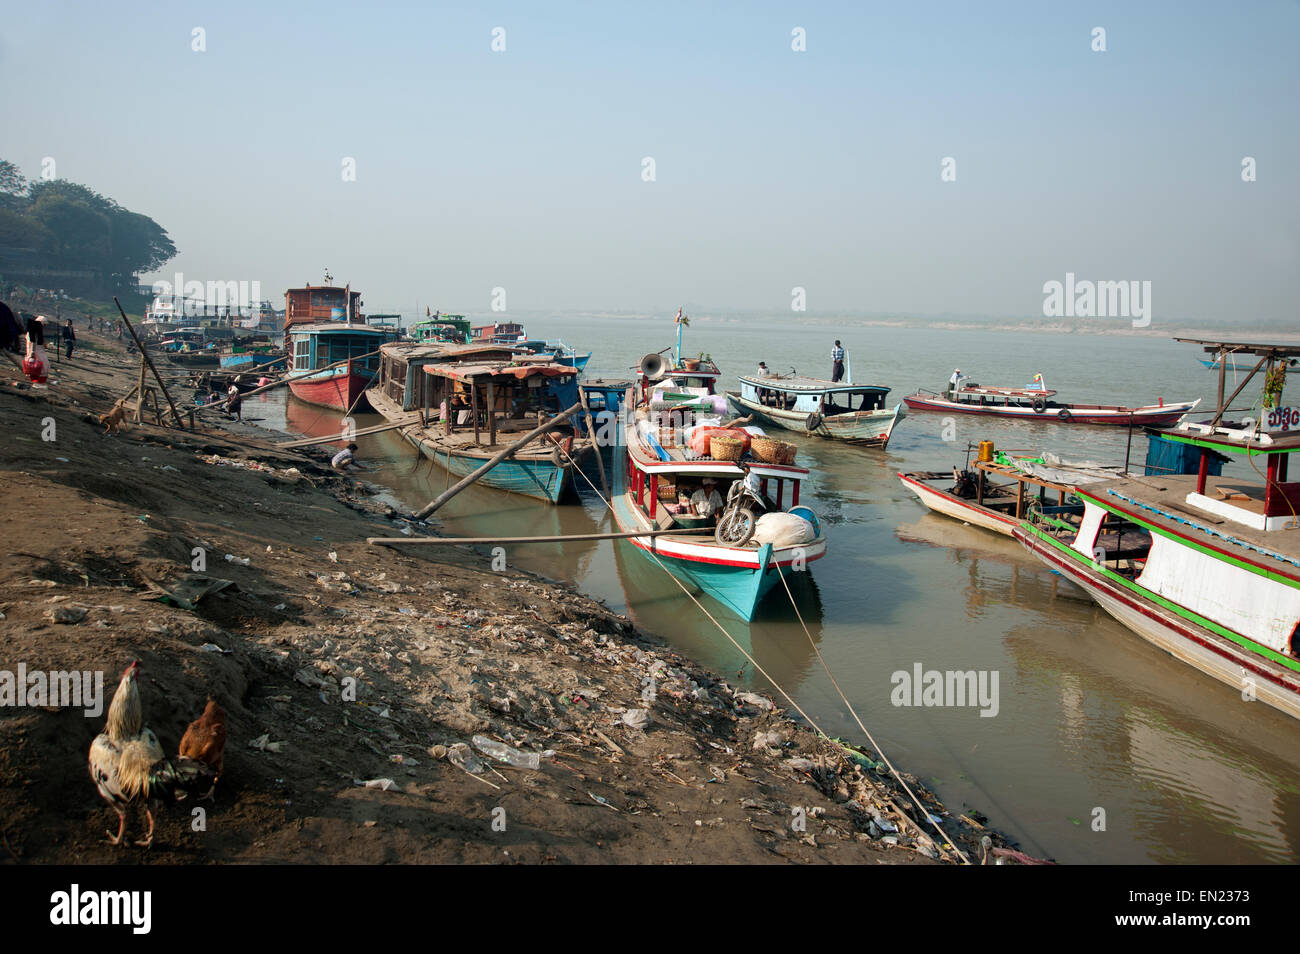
(710, 435, 744, 461)
(751, 435, 798, 464)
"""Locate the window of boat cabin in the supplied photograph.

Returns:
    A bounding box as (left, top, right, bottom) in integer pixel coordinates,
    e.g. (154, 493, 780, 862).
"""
(293, 337, 310, 370)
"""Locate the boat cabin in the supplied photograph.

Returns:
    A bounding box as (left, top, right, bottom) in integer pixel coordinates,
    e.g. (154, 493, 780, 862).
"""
(412, 316, 471, 344)
(470, 322, 526, 344)
(739, 375, 890, 415)
(623, 452, 810, 531)
(288, 322, 394, 375)
(376, 343, 579, 445)
(284, 284, 363, 330)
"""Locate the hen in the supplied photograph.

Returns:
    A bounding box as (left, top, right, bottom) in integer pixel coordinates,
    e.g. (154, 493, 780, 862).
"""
(178, 698, 226, 791)
(88, 661, 218, 847)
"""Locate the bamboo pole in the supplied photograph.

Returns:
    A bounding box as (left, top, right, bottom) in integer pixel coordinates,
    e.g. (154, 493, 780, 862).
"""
(414, 402, 585, 519)
(579, 387, 610, 499)
(134, 353, 147, 423)
(113, 298, 186, 428)
(192, 348, 382, 413)
(274, 416, 421, 448)
(369, 526, 714, 547)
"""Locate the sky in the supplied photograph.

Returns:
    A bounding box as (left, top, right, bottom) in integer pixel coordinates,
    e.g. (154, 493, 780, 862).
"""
(1, 1, 1297, 324)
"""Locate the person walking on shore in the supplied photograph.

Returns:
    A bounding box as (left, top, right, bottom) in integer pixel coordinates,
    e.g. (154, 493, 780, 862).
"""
(226, 384, 243, 422)
(62, 319, 76, 360)
(830, 340, 845, 383)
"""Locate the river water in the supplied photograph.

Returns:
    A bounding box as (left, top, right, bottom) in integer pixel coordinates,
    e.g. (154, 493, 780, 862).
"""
(245, 317, 1300, 864)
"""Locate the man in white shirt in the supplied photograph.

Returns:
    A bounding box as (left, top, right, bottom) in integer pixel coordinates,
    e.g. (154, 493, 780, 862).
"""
(947, 368, 964, 398)
(690, 477, 724, 518)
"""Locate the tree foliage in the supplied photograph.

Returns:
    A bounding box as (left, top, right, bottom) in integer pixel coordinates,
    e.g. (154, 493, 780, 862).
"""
(0, 159, 177, 288)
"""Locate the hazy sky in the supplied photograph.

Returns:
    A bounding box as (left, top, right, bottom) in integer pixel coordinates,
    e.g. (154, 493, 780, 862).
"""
(2, 1, 1296, 324)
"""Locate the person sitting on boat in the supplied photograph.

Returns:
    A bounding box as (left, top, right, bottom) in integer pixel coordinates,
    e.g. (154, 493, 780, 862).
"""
(757, 361, 771, 376)
(690, 477, 724, 519)
(831, 341, 845, 382)
(331, 443, 367, 473)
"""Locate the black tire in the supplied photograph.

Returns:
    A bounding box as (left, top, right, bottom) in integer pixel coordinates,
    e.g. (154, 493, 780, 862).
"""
(805, 413, 822, 432)
(715, 506, 757, 546)
(1057, 408, 1072, 422)
(1032, 397, 1047, 414)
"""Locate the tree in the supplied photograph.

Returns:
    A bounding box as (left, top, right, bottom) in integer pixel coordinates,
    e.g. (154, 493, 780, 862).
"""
(0, 160, 28, 211)
(27, 193, 111, 266)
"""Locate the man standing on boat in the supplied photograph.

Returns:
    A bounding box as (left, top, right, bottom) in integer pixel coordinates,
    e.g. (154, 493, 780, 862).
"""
(948, 368, 964, 399)
(831, 341, 845, 382)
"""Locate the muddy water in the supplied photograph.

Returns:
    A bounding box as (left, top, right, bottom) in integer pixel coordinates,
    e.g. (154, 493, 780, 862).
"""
(249, 319, 1300, 864)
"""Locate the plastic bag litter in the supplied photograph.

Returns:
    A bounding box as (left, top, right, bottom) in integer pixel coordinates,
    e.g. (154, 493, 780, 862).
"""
(357, 777, 399, 792)
(736, 691, 775, 711)
(751, 512, 815, 547)
(621, 709, 652, 730)
(472, 735, 549, 769)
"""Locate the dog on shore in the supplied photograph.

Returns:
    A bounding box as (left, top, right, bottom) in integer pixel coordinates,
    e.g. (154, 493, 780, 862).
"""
(99, 401, 128, 435)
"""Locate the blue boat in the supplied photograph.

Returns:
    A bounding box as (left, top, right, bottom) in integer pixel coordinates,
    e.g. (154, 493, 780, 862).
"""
(520, 338, 591, 372)
(370, 342, 594, 503)
(610, 364, 826, 620)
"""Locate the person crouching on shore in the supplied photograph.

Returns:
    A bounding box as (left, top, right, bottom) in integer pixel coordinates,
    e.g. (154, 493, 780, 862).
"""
(331, 443, 367, 473)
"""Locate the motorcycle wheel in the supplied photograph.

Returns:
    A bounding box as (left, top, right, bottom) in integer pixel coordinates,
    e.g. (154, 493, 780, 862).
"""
(715, 506, 757, 546)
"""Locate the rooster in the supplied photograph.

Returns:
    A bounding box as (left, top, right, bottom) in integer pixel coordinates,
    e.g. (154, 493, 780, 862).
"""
(178, 698, 226, 793)
(88, 661, 218, 847)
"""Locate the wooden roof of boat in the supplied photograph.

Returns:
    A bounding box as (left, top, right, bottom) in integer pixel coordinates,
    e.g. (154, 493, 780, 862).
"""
(1078, 474, 1300, 572)
(287, 321, 395, 336)
(1174, 337, 1300, 358)
(739, 373, 889, 394)
(1153, 421, 1300, 456)
(423, 359, 576, 381)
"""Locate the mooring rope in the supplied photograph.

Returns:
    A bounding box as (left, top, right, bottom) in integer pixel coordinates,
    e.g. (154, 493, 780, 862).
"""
(555, 438, 971, 864)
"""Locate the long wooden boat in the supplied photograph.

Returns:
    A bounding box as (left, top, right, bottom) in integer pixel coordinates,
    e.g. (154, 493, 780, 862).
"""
(1014, 420, 1300, 720)
(898, 447, 1122, 537)
(371, 342, 593, 503)
(612, 357, 826, 621)
(285, 322, 397, 411)
(904, 377, 1198, 426)
(727, 374, 905, 447)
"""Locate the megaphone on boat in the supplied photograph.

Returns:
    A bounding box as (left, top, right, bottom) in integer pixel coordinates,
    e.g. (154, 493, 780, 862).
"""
(640, 353, 667, 380)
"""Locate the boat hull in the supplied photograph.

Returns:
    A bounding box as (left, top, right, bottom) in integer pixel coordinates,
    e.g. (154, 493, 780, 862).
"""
(403, 431, 575, 503)
(897, 472, 1017, 536)
(902, 394, 1197, 426)
(221, 354, 287, 372)
(727, 393, 905, 446)
(287, 367, 374, 412)
(1014, 525, 1300, 721)
(610, 491, 821, 620)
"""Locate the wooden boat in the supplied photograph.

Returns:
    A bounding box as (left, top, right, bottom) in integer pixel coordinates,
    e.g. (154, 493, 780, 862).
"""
(727, 374, 905, 447)
(903, 374, 1198, 425)
(612, 357, 827, 621)
(411, 314, 471, 345)
(519, 338, 592, 372)
(898, 446, 1122, 537)
(282, 283, 399, 411)
(470, 321, 526, 345)
(285, 322, 397, 411)
(370, 342, 593, 503)
(1014, 421, 1300, 720)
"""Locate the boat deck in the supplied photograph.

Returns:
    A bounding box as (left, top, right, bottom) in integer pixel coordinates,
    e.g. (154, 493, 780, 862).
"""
(1083, 474, 1300, 576)
(742, 374, 888, 394)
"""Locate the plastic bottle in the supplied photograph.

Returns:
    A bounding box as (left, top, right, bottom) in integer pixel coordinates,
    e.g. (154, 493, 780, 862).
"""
(472, 735, 548, 769)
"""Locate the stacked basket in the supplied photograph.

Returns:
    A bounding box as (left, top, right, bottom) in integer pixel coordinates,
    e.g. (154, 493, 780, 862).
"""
(709, 435, 745, 461)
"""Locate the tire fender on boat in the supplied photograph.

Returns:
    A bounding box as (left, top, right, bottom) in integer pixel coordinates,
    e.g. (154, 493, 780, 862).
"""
(1057, 408, 1072, 422)
(1032, 396, 1047, 414)
(805, 412, 822, 432)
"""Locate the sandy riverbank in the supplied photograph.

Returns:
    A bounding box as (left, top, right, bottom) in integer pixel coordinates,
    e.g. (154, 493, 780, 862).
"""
(0, 322, 1020, 865)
